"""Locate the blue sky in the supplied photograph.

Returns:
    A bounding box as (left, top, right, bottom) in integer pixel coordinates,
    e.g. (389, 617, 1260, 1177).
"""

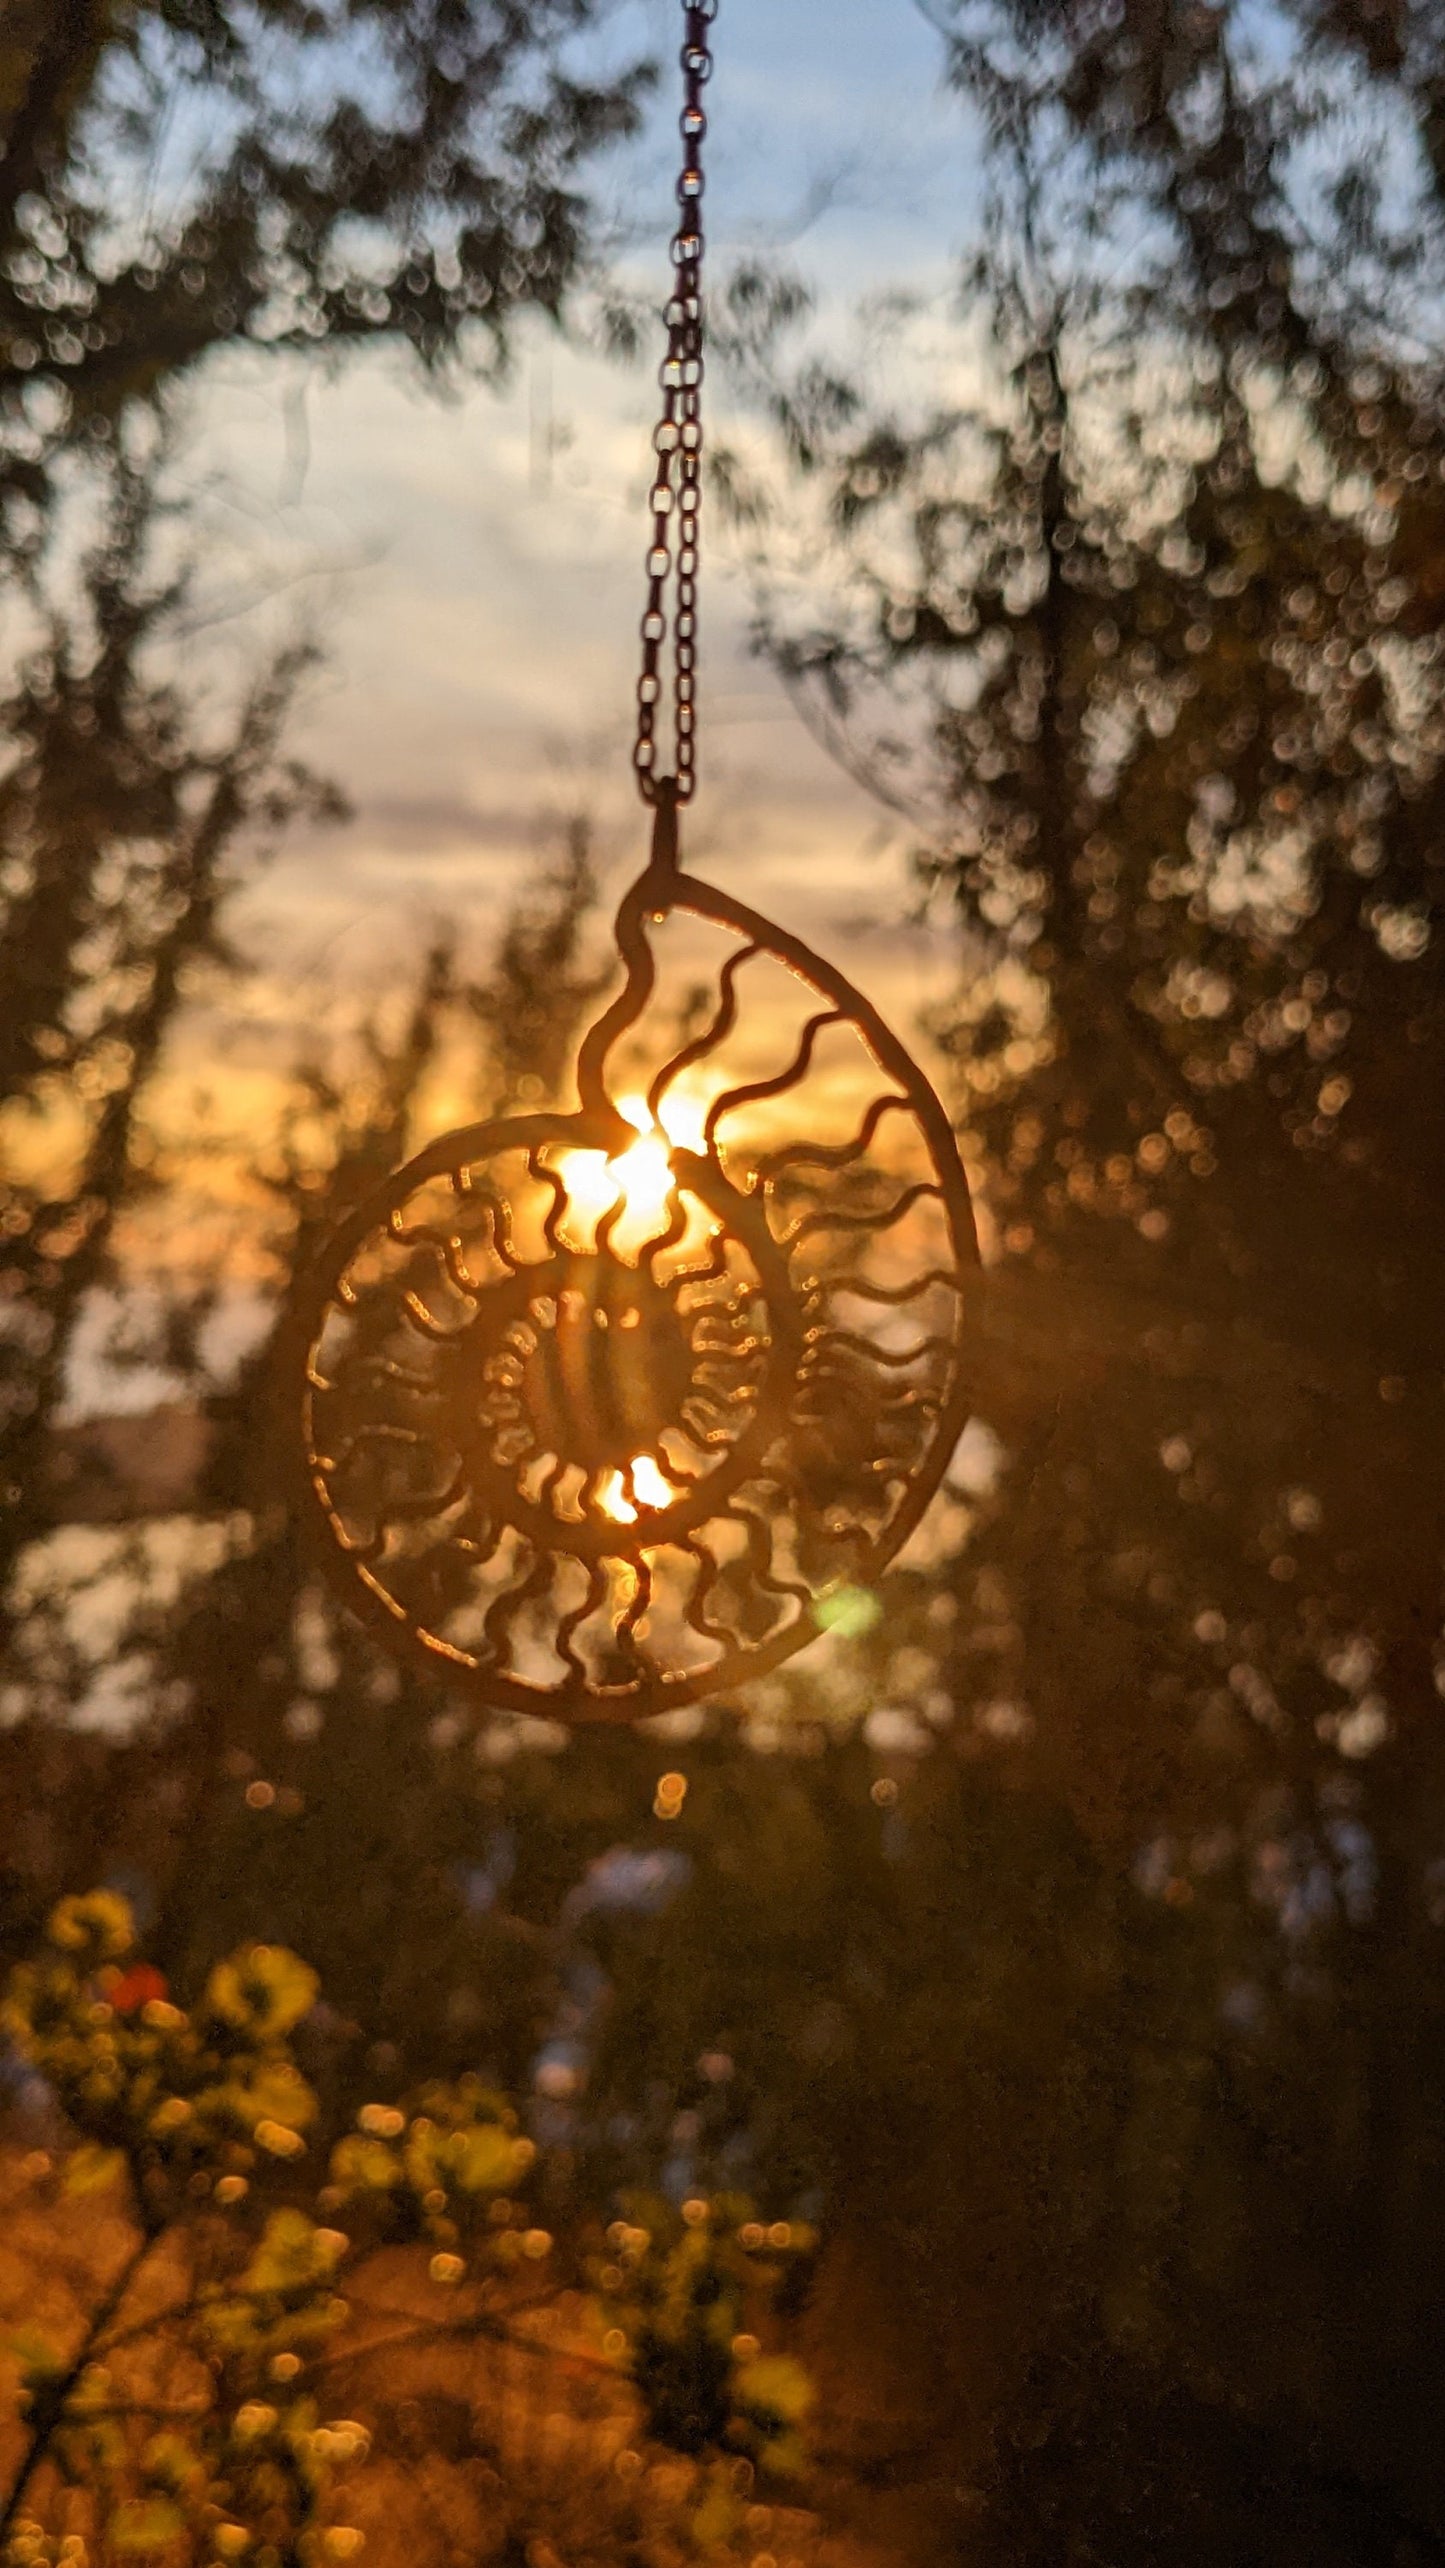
(599, 0, 970, 288)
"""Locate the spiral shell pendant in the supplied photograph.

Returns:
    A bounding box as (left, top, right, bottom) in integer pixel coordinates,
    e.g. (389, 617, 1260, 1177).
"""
(294, 797, 979, 1722)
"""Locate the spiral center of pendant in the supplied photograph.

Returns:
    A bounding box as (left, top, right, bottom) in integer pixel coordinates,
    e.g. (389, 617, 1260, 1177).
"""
(512, 1265, 697, 1475)
(448, 1234, 772, 1551)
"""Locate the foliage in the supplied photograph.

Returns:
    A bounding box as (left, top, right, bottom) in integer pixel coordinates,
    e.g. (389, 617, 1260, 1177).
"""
(0, 1891, 819, 2559)
(0, 0, 654, 534)
(589, 2194, 814, 2478)
(1, 1, 1443, 2558)
(735, 254, 1443, 1304)
(465, 814, 612, 1115)
(695, 0, 1445, 2542)
(0, 0, 651, 1630)
(0, 442, 345, 1639)
(0, 1892, 364, 2560)
(925, 0, 1445, 364)
(4, 1890, 318, 2215)
(325, 2077, 547, 2286)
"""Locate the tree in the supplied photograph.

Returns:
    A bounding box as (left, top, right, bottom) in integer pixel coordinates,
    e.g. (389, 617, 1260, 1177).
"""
(0, 0, 653, 537)
(0, 0, 657, 1611)
(727, 0, 1444, 1745)
(697, 0, 1445, 2534)
(923, 0, 1445, 375)
(0, 443, 344, 1636)
(6, 4, 1445, 2553)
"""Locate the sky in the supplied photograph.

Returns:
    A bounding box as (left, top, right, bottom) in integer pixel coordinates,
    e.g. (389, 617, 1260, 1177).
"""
(43, 0, 996, 1660)
(171, 0, 978, 1094)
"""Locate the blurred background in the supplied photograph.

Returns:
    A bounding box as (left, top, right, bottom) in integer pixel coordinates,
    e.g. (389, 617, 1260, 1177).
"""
(1, 0, 1443, 2559)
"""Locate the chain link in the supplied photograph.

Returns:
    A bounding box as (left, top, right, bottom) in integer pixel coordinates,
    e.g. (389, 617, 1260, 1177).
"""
(633, 0, 715, 810)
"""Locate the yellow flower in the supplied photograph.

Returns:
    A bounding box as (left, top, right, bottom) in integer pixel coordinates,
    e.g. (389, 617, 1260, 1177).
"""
(48, 1892, 135, 1962)
(206, 1944, 319, 2039)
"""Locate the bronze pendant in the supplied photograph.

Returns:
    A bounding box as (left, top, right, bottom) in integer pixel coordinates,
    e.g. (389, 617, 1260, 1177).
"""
(293, 793, 979, 1722)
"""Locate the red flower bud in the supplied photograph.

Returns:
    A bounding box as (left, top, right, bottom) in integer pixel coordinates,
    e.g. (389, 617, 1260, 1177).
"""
(108, 1962, 169, 2016)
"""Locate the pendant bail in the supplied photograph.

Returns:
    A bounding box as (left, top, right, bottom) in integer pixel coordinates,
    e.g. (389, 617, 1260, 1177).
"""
(650, 776, 682, 878)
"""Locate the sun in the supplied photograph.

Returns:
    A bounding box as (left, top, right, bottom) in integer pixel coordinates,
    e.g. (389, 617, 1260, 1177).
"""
(596, 1452, 681, 1524)
(548, 1099, 694, 1528)
(553, 1090, 702, 1251)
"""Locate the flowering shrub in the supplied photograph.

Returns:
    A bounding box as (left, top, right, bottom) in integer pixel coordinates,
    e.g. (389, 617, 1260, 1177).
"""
(5, 1894, 318, 2219)
(591, 2193, 815, 2478)
(324, 2076, 547, 2286)
(0, 1896, 816, 2562)
(0, 1895, 368, 2563)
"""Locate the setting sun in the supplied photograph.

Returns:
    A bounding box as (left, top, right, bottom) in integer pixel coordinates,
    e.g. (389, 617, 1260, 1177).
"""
(554, 1094, 684, 1249)
(597, 1453, 679, 1524)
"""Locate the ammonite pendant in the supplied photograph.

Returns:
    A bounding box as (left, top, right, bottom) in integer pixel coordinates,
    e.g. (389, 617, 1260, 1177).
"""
(294, 794, 979, 1722)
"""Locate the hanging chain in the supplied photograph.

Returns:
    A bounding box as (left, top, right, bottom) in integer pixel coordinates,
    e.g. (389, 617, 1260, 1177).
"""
(633, 0, 715, 811)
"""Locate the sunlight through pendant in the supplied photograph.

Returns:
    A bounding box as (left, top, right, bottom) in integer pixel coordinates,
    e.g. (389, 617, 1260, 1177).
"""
(290, 4, 980, 1723)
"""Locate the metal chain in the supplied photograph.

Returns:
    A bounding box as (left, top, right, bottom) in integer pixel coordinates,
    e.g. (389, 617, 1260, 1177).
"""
(633, 0, 715, 810)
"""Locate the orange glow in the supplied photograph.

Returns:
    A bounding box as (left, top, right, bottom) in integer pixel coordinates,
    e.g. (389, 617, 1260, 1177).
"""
(642, 1085, 710, 1154)
(654, 1770, 688, 1821)
(554, 1093, 683, 1248)
(597, 1469, 637, 1525)
(630, 1453, 676, 1510)
(610, 1128, 675, 1229)
(597, 1454, 678, 1524)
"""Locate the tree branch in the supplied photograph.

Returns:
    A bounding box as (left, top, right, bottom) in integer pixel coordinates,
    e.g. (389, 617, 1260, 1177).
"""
(0, 2224, 157, 2540)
